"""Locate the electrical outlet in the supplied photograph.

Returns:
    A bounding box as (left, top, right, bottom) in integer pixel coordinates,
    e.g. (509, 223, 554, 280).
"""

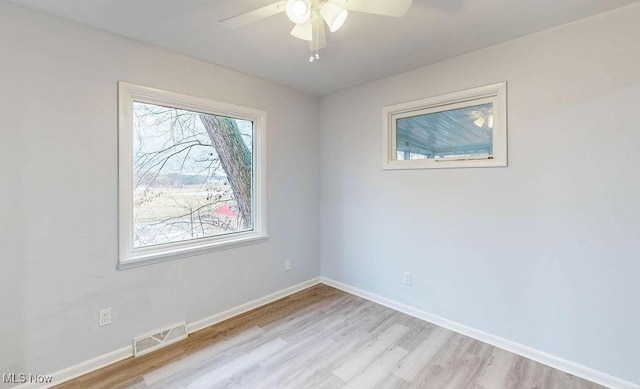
(403, 272, 411, 286)
(284, 259, 292, 271)
(99, 308, 112, 327)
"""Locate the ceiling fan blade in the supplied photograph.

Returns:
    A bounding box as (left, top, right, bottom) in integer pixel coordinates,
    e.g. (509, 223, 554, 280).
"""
(309, 18, 327, 51)
(328, 0, 412, 17)
(220, 1, 287, 28)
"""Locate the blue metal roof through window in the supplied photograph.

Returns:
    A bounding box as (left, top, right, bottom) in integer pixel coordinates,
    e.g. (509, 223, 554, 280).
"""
(396, 103, 494, 160)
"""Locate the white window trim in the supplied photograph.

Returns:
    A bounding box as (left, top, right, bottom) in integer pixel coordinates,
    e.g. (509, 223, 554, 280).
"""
(382, 82, 508, 170)
(118, 82, 267, 270)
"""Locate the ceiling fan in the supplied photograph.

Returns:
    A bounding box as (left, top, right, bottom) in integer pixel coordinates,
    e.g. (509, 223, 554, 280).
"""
(220, 0, 413, 62)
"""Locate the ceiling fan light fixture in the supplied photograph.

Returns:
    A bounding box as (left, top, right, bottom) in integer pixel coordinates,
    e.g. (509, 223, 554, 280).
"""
(286, 0, 312, 24)
(291, 22, 313, 41)
(320, 2, 348, 32)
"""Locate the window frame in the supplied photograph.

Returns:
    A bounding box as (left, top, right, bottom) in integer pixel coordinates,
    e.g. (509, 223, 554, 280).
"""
(382, 82, 507, 170)
(118, 82, 267, 269)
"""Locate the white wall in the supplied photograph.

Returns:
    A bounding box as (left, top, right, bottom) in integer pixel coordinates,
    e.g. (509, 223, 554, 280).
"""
(320, 4, 640, 385)
(0, 44, 25, 376)
(0, 1, 320, 381)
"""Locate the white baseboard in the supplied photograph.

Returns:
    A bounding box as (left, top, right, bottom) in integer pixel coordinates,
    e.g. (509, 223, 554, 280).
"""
(187, 277, 322, 333)
(15, 277, 321, 389)
(13, 346, 131, 389)
(321, 277, 639, 389)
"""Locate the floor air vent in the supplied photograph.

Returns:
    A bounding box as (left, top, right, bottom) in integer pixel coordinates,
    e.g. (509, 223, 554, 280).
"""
(133, 322, 187, 357)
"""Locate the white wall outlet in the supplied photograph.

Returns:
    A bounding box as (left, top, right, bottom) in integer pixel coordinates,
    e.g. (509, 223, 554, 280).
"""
(99, 308, 112, 327)
(403, 272, 411, 286)
(284, 259, 292, 271)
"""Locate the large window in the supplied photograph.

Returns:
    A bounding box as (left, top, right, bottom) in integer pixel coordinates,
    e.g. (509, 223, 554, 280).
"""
(383, 82, 507, 169)
(118, 82, 266, 268)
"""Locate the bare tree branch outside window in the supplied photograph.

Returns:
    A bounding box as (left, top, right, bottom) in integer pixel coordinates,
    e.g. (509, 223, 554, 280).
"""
(132, 102, 253, 248)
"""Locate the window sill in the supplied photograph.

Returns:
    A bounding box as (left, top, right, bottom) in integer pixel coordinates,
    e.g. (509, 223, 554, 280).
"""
(383, 157, 506, 170)
(118, 233, 269, 270)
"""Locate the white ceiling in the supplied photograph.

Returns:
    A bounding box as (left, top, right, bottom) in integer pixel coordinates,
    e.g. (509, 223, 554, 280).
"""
(7, 0, 640, 95)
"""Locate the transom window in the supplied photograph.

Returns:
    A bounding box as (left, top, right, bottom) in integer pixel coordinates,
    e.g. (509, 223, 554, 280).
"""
(383, 82, 507, 169)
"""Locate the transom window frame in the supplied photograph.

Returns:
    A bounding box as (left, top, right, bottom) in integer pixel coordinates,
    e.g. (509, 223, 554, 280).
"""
(118, 82, 267, 270)
(382, 82, 508, 170)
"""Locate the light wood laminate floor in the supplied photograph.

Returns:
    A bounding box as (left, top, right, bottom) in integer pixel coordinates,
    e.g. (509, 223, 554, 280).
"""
(56, 284, 605, 389)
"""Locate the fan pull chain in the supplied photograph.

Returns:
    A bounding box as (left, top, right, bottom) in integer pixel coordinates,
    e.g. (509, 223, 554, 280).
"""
(309, 15, 320, 62)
